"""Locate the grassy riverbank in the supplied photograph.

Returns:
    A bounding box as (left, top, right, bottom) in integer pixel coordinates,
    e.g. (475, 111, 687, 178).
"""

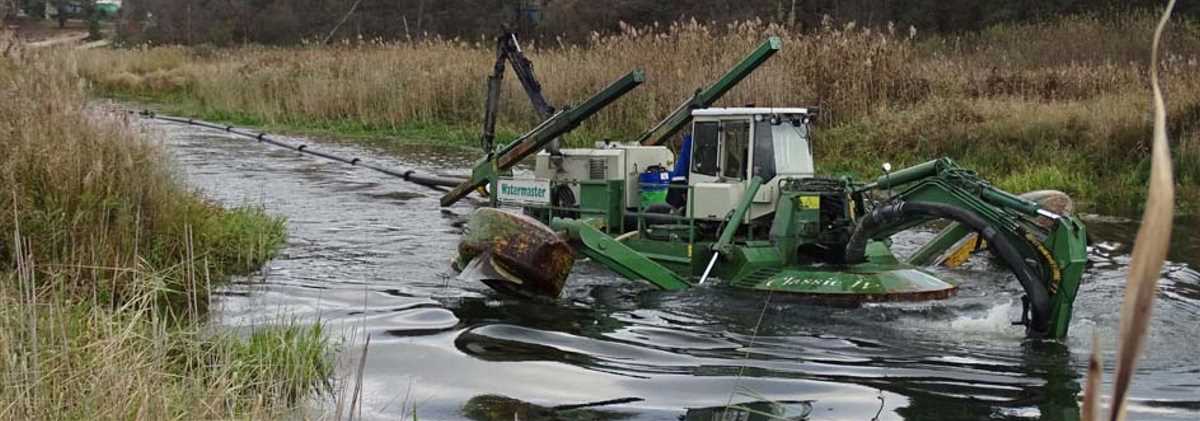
(1, 38, 332, 418)
(78, 14, 1200, 215)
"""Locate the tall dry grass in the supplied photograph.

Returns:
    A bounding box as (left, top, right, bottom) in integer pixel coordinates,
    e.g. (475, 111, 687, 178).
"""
(77, 19, 925, 133)
(76, 15, 1200, 214)
(1, 45, 285, 309)
(1, 33, 331, 419)
(1, 243, 331, 420)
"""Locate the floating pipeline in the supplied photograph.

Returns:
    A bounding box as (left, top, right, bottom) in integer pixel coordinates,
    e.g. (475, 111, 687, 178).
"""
(132, 110, 469, 192)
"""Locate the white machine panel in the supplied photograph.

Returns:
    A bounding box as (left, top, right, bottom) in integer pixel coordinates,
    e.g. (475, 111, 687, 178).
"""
(690, 183, 740, 220)
(535, 145, 674, 206)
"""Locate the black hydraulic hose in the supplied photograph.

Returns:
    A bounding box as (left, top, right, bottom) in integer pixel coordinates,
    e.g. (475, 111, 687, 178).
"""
(135, 111, 467, 190)
(845, 201, 1052, 337)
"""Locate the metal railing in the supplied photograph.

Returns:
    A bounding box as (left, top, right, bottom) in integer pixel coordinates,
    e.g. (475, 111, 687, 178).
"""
(492, 177, 702, 262)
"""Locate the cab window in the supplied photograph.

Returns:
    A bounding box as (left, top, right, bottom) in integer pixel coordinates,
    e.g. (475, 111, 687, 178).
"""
(722, 121, 749, 179)
(691, 121, 719, 176)
(753, 121, 776, 180)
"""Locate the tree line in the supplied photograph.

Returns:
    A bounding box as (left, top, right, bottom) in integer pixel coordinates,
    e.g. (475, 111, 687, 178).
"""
(66, 0, 1200, 45)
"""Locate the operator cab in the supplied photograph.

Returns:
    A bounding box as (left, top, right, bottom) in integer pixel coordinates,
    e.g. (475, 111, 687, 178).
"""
(685, 108, 815, 221)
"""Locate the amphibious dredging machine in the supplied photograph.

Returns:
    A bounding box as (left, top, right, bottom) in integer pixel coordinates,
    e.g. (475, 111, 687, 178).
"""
(442, 36, 1088, 340)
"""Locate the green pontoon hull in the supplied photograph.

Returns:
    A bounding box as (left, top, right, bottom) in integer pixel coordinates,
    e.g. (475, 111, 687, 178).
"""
(751, 267, 956, 300)
(463, 210, 955, 302)
(624, 236, 957, 300)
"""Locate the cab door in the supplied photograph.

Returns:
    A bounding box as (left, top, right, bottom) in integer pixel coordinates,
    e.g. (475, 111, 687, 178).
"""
(688, 120, 721, 185)
(687, 118, 752, 220)
(720, 120, 750, 183)
(688, 119, 750, 184)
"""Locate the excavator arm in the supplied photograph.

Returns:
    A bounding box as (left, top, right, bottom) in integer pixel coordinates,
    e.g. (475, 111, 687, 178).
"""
(848, 159, 1088, 339)
(480, 32, 557, 155)
(441, 70, 645, 207)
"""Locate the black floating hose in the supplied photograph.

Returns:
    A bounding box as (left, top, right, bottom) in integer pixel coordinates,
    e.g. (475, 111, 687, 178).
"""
(133, 110, 467, 191)
(845, 201, 1052, 337)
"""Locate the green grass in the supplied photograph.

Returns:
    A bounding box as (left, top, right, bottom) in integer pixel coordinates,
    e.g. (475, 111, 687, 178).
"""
(74, 13, 1200, 217)
(108, 87, 1199, 216)
(1, 44, 334, 419)
(175, 205, 287, 276)
(107, 89, 517, 153)
(91, 70, 1199, 218)
(1, 276, 334, 419)
(104, 86, 671, 154)
(146, 203, 287, 314)
(210, 323, 334, 406)
(813, 98, 1200, 216)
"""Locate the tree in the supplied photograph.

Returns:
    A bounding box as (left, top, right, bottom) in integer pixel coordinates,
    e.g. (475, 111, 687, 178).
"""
(54, 0, 68, 27)
(82, 0, 102, 40)
(115, 0, 1200, 46)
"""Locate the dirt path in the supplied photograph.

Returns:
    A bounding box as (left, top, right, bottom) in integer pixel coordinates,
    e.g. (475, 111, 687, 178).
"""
(3, 16, 90, 45)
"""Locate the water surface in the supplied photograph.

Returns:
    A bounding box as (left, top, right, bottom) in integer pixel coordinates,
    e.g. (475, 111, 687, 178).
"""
(149, 119, 1200, 420)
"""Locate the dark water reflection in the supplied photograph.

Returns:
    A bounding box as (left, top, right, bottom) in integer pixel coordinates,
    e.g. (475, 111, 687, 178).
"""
(147, 118, 1200, 420)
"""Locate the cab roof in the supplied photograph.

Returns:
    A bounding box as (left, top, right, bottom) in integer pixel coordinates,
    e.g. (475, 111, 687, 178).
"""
(691, 107, 811, 117)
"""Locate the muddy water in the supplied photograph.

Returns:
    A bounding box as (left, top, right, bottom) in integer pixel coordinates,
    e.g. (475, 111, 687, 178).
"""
(151, 119, 1200, 421)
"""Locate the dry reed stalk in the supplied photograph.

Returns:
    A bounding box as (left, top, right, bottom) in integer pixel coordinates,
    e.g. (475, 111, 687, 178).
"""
(3, 47, 322, 420)
(1082, 1, 1178, 420)
(1, 29, 23, 62)
(349, 334, 371, 421)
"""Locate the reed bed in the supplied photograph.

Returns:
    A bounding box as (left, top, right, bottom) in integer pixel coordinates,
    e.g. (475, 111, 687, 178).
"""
(2, 34, 331, 419)
(2, 45, 285, 307)
(76, 15, 1200, 214)
(0, 253, 332, 420)
(78, 19, 925, 134)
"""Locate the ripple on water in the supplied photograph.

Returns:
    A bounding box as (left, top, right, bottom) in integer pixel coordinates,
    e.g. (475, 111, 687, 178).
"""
(150, 116, 1200, 421)
(382, 307, 461, 337)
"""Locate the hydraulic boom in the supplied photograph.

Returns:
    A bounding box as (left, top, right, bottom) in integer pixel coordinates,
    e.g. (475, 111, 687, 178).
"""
(440, 70, 645, 207)
(635, 36, 781, 146)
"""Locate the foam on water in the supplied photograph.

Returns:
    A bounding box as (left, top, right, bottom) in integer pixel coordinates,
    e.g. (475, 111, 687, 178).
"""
(946, 299, 1025, 338)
